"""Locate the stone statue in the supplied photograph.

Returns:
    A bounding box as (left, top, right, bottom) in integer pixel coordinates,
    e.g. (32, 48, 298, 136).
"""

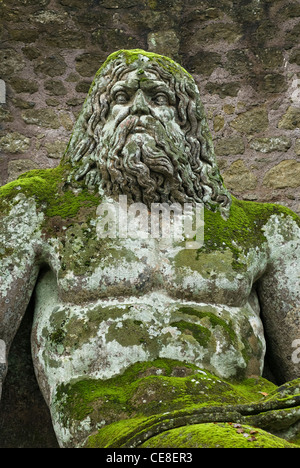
(1, 49, 300, 448)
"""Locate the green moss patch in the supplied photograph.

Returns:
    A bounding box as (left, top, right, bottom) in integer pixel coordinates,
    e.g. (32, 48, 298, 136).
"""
(201, 196, 300, 269)
(0, 164, 100, 220)
(171, 320, 211, 347)
(53, 359, 280, 447)
(94, 49, 192, 81)
(139, 422, 299, 448)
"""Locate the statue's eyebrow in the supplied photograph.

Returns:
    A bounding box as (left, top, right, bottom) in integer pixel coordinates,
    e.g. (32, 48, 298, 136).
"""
(110, 80, 176, 104)
(110, 80, 139, 96)
(140, 80, 176, 103)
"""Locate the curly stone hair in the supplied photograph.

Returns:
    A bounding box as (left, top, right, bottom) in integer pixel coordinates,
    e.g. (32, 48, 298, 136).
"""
(63, 49, 231, 218)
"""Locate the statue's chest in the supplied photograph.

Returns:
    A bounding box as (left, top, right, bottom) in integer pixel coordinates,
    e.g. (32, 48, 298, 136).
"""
(54, 236, 261, 307)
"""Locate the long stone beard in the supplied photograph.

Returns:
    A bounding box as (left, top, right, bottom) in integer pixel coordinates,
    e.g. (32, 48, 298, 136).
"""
(96, 114, 198, 208)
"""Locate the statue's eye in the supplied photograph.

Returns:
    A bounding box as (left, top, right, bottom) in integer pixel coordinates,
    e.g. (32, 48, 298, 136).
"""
(115, 92, 128, 104)
(153, 93, 169, 106)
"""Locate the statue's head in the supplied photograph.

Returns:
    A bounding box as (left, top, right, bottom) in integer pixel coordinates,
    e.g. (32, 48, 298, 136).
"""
(64, 49, 231, 217)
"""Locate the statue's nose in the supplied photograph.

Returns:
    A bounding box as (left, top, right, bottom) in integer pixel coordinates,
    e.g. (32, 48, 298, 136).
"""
(130, 89, 150, 116)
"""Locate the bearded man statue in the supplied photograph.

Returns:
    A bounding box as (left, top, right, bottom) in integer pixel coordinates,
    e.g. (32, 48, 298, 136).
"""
(0, 49, 300, 449)
(66, 49, 231, 215)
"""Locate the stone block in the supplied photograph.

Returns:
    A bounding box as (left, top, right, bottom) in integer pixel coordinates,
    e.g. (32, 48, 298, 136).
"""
(75, 53, 105, 77)
(34, 55, 67, 77)
(44, 80, 67, 96)
(249, 136, 291, 153)
(263, 160, 300, 188)
(0, 49, 25, 77)
(147, 30, 180, 57)
(45, 141, 67, 159)
(205, 81, 241, 98)
(214, 136, 245, 156)
(0, 132, 30, 153)
(10, 77, 39, 94)
(278, 106, 300, 130)
(222, 159, 257, 192)
(22, 108, 60, 129)
(230, 107, 269, 134)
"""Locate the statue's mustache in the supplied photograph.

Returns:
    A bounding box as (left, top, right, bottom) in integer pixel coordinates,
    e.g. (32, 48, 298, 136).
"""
(113, 109, 164, 137)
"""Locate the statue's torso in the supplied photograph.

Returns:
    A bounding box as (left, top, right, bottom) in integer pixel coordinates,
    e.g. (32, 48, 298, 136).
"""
(32, 233, 268, 403)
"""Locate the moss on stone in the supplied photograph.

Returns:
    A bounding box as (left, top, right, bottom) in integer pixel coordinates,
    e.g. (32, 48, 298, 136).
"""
(53, 358, 285, 448)
(139, 422, 299, 448)
(94, 48, 193, 82)
(176, 306, 237, 343)
(106, 319, 150, 347)
(0, 163, 100, 220)
(200, 196, 300, 269)
(171, 320, 212, 347)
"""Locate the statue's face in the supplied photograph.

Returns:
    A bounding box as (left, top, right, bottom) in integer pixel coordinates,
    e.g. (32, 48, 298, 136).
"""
(68, 51, 232, 216)
(101, 67, 182, 142)
(96, 65, 189, 206)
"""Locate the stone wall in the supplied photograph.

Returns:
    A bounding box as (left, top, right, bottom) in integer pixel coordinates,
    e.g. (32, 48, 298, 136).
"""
(1, 0, 300, 213)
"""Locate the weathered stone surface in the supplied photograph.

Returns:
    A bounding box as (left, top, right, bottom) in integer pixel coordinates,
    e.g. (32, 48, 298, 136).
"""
(222, 159, 257, 191)
(21, 46, 41, 60)
(213, 115, 225, 132)
(186, 51, 222, 76)
(66, 97, 84, 107)
(290, 49, 300, 66)
(0, 132, 30, 153)
(255, 48, 284, 69)
(249, 136, 291, 153)
(45, 98, 60, 107)
(255, 20, 277, 45)
(75, 81, 92, 93)
(29, 10, 68, 24)
(45, 140, 67, 159)
(147, 30, 180, 57)
(59, 112, 74, 131)
(285, 22, 300, 49)
(44, 80, 67, 96)
(192, 23, 242, 46)
(205, 81, 241, 98)
(46, 30, 86, 49)
(278, 106, 300, 130)
(10, 77, 39, 94)
(91, 29, 137, 52)
(7, 159, 39, 182)
(214, 136, 245, 156)
(295, 139, 300, 155)
(22, 108, 61, 128)
(34, 55, 67, 77)
(0, 49, 25, 77)
(263, 160, 300, 188)
(12, 98, 36, 109)
(0, 107, 13, 122)
(230, 107, 269, 134)
(257, 74, 287, 94)
(75, 53, 105, 77)
(12, 0, 50, 5)
(225, 49, 252, 75)
(9, 29, 39, 43)
(59, 0, 92, 7)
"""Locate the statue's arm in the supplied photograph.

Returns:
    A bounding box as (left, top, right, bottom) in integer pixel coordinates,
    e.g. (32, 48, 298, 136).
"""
(0, 194, 43, 394)
(257, 212, 300, 383)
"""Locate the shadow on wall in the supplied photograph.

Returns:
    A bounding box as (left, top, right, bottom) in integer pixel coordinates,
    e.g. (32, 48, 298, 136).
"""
(0, 295, 59, 448)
